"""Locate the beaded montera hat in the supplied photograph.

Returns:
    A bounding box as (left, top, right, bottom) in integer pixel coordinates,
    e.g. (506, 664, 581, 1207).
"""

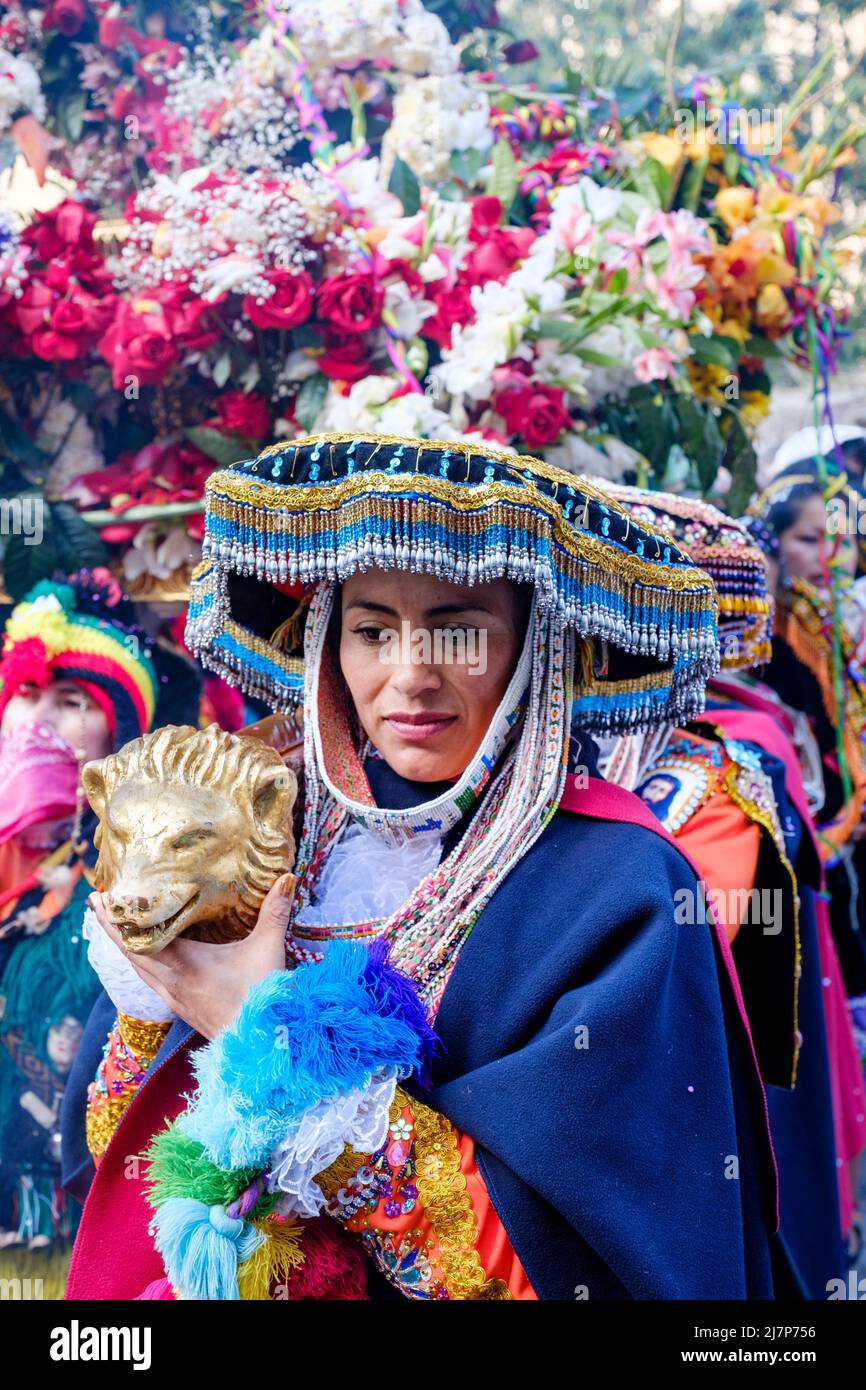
(187, 433, 720, 733)
(598, 483, 772, 672)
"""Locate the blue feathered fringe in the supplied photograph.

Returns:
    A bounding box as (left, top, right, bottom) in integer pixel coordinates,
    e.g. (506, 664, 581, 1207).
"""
(151, 1197, 264, 1300)
(182, 939, 438, 1171)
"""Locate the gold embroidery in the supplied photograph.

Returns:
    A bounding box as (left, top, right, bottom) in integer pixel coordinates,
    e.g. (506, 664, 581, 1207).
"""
(721, 758, 802, 1088)
(117, 1014, 171, 1056)
(410, 1091, 511, 1301)
(314, 1144, 368, 1201)
(86, 1091, 132, 1161)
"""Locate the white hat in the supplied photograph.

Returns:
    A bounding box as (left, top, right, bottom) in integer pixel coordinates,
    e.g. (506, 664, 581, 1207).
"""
(769, 424, 866, 479)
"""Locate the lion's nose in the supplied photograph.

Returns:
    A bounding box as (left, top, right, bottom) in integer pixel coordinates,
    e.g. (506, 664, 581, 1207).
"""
(107, 894, 152, 920)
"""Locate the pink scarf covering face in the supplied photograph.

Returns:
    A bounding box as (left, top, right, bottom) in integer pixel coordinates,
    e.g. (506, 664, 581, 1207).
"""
(0, 720, 80, 847)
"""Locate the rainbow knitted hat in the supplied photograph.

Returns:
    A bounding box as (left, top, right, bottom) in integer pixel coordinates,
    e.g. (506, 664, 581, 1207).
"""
(0, 577, 158, 749)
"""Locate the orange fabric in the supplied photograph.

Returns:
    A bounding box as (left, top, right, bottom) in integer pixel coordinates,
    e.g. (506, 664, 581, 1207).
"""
(339, 1093, 536, 1298)
(458, 1133, 538, 1299)
(677, 787, 762, 943)
(0, 839, 46, 920)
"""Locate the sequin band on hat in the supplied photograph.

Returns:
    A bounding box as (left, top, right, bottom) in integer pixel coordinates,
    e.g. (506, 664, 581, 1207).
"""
(599, 483, 772, 672)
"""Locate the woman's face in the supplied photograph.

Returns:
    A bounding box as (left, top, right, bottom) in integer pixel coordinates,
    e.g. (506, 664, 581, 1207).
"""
(0, 677, 112, 761)
(779, 494, 858, 588)
(339, 568, 526, 782)
(46, 1014, 83, 1073)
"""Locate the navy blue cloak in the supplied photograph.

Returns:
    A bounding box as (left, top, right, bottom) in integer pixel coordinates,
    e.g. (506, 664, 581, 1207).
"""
(63, 740, 778, 1300)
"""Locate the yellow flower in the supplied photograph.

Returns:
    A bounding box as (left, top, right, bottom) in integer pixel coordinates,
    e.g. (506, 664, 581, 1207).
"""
(756, 183, 806, 219)
(686, 359, 730, 404)
(715, 186, 755, 232)
(740, 390, 771, 429)
(676, 126, 719, 163)
(639, 132, 685, 179)
(754, 283, 791, 332)
(718, 317, 751, 345)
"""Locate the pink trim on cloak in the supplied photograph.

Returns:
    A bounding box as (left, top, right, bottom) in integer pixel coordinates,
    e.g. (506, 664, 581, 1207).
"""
(707, 703, 866, 1236)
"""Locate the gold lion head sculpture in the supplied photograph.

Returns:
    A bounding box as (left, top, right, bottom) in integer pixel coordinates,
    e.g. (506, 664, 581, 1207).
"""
(82, 721, 298, 955)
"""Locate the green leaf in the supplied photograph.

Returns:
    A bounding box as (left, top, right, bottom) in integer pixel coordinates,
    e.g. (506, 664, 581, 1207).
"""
(535, 316, 580, 342)
(723, 416, 758, 518)
(674, 395, 724, 494)
(690, 334, 742, 371)
(341, 74, 367, 147)
(61, 380, 97, 414)
(51, 503, 110, 571)
(388, 156, 421, 217)
(722, 145, 740, 186)
(58, 89, 87, 144)
(2, 498, 58, 600)
(744, 336, 783, 360)
(295, 373, 330, 434)
(184, 426, 257, 467)
(679, 154, 709, 212)
(574, 347, 623, 367)
(0, 412, 50, 474)
(487, 138, 519, 215)
(628, 389, 677, 475)
(449, 147, 485, 187)
(633, 158, 673, 211)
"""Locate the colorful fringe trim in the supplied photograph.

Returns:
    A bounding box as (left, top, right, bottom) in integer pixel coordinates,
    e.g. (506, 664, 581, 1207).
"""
(144, 939, 437, 1300)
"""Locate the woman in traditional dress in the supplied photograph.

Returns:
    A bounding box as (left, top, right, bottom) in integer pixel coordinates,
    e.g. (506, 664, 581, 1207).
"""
(596, 485, 864, 1296)
(66, 434, 779, 1301)
(0, 573, 198, 1251)
(745, 478, 866, 1257)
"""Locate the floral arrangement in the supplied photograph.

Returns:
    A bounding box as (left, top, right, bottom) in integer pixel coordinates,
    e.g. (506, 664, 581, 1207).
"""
(0, 1, 861, 596)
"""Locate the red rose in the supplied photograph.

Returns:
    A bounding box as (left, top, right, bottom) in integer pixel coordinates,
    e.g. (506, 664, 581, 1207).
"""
(15, 279, 54, 336)
(243, 270, 314, 331)
(210, 391, 271, 440)
(469, 196, 503, 242)
(99, 10, 127, 47)
(495, 384, 571, 447)
(317, 331, 371, 384)
(154, 286, 222, 351)
(108, 83, 137, 122)
(98, 300, 179, 388)
(316, 272, 384, 333)
(421, 279, 474, 348)
(44, 0, 86, 36)
(464, 227, 534, 286)
(24, 200, 95, 261)
(31, 328, 81, 361)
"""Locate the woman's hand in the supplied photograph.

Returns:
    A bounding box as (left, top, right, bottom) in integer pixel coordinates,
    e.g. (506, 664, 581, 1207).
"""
(88, 873, 296, 1041)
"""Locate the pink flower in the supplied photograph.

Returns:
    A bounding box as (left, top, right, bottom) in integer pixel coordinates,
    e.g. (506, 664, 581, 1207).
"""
(662, 208, 712, 259)
(645, 255, 705, 320)
(557, 206, 594, 256)
(633, 347, 679, 383)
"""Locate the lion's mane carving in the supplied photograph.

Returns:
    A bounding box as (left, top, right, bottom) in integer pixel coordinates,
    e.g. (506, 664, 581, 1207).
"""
(83, 723, 297, 954)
